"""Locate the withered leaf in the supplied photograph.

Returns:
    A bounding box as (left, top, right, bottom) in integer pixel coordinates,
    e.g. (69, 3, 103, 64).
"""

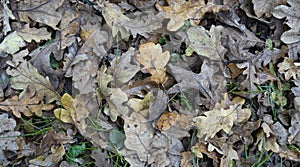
(193, 102, 251, 140)
(0, 31, 26, 54)
(0, 84, 54, 118)
(136, 42, 170, 84)
(187, 26, 226, 61)
(17, 0, 64, 30)
(278, 57, 300, 80)
(6, 61, 60, 104)
(104, 88, 129, 122)
(17, 24, 51, 43)
(156, 0, 228, 31)
(123, 112, 154, 162)
(252, 0, 286, 18)
(272, 0, 300, 44)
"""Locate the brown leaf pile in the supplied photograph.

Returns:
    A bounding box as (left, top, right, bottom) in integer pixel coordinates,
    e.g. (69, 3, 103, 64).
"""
(0, 0, 300, 166)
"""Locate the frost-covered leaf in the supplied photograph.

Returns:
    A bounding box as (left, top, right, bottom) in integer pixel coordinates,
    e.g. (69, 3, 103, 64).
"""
(0, 31, 26, 54)
(0, 84, 54, 118)
(6, 61, 60, 104)
(136, 42, 170, 84)
(187, 26, 226, 60)
(17, 0, 64, 30)
(17, 24, 51, 42)
(156, 0, 228, 31)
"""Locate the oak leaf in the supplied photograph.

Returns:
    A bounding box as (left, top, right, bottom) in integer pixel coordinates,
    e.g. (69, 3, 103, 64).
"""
(193, 102, 251, 140)
(272, 0, 300, 44)
(156, 0, 228, 31)
(136, 42, 170, 84)
(17, 24, 51, 43)
(0, 84, 54, 118)
(6, 61, 60, 104)
(17, 0, 64, 30)
(0, 31, 26, 54)
(187, 25, 226, 60)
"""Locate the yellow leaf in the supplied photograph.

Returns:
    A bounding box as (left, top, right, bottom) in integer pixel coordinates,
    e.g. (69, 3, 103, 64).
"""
(54, 108, 73, 124)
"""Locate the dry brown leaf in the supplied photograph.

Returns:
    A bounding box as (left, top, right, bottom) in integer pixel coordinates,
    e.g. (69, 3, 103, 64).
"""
(191, 143, 220, 163)
(186, 25, 227, 61)
(0, 84, 54, 118)
(123, 112, 154, 162)
(17, 0, 64, 30)
(272, 0, 300, 44)
(0, 113, 34, 166)
(193, 99, 251, 140)
(220, 145, 239, 167)
(278, 57, 300, 80)
(1, 0, 15, 35)
(6, 61, 60, 104)
(156, 0, 228, 31)
(136, 42, 170, 84)
(17, 24, 51, 42)
(0, 31, 26, 54)
(252, 0, 286, 18)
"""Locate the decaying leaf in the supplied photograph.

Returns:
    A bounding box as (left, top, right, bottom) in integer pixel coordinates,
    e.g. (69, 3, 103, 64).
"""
(193, 97, 251, 140)
(53, 93, 89, 136)
(272, 0, 300, 44)
(17, 0, 64, 30)
(104, 88, 129, 122)
(110, 47, 140, 87)
(0, 113, 34, 166)
(157, 112, 178, 131)
(99, 2, 131, 39)
(6, 61, 60, 104)
(0, 31, 26, 54)
(0, 84, 54, 118)
(123, 112, 154, 162)
(278, 57, 300, 80)
(186, 25, 227, 61)
(1, 0, 15, 35)
(136, 42, 170, 84)
(252, 0, 286, 18)
(17, 24, 51, 42)
(156, 0, 228, 31)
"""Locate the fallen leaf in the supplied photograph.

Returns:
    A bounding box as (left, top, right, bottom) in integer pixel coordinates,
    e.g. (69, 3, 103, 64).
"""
(123, 112, 154, 162)
(0, 84, 54, 118)
(110, 47, 140, 87)
(157, 112, 178, 131)
(6, 61, 60, 104)
(252, 0, 286, 18)
(17, 0, 64, 30)
(186, 25, 227, 61)
(278, 57, 299, 80)
(0, 31, 26, 54)
(0, 113, 34, 166)
(156, 0, 228, 31)
(104, 88, 129, 122)
(17, 24, 51, 42)
(194, 101, 251, 140)
(272, 0, 300, 44)
(136, 42, 170, 84)
(99, 2, 131, 39)
(1, 0, 15, 35)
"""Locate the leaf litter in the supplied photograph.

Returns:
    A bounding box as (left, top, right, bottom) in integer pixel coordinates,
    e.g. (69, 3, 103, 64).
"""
(0, 0, 300, 166)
